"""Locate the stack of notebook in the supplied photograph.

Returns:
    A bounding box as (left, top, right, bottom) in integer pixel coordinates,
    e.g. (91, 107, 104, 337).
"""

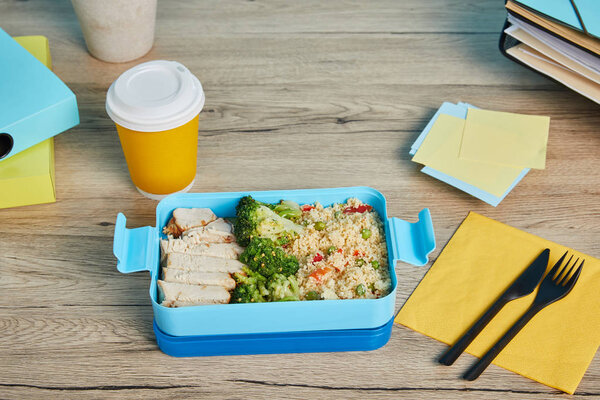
(501, 0, 600, 104)
(0, 30, 79, 209)
(410, 102, 549, 207)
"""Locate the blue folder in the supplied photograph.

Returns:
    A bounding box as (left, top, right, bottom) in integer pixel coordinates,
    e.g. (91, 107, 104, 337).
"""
(516, 0, 600, 39)
(0, 28, 79, 161)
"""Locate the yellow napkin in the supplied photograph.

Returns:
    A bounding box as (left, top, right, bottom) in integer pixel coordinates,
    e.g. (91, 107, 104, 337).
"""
(459, 109, 550, 169)
(412, 114, 524, 197)
(395, 212, 600, 394)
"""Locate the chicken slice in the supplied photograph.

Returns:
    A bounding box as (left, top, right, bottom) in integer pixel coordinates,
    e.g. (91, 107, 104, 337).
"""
(162, 208, 217, 237)
(182, 218, 235, 243)
(162, 268, 236, 290)
(160, 239, 244, 261)
(157, 281, 230, 307)
(164, 253, 244, 274)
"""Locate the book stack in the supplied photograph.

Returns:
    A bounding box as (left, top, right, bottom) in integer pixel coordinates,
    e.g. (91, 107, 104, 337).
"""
(501, 0, 600, 104)
(0, 30, 79, 209)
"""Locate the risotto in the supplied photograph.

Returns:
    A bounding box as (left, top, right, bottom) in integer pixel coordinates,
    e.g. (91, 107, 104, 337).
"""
(287, 198, 391, 300)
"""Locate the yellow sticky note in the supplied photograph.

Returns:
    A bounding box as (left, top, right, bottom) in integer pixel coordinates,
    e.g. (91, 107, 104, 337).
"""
(0, 36, 56, 209)
(0, 139, 56, 209)
(412, 114, 523, 197)
(395, 212, 600, 394)
(13, 35, 52, 69)
(459, 109, 550, 169)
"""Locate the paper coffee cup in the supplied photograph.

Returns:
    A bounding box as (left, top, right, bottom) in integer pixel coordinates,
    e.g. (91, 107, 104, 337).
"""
(71, 0, 157, 63)
(106, 60, 205, 199)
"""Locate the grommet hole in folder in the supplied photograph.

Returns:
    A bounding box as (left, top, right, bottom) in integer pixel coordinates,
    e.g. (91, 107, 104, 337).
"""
(0, 133, 14, 159)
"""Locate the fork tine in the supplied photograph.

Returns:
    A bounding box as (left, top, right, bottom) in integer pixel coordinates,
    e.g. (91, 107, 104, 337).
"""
(548, 251, 568, 280)
(555, 255, 574, 283)
(564, 261, 584, 290)
(557, 257, 578, 286)
(557, 254, 574, 280)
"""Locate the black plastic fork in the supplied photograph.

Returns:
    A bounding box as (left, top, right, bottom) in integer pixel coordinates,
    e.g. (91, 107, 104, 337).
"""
(463, 251, 585, 381)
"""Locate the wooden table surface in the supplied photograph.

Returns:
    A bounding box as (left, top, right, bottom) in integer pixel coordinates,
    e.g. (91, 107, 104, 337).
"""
(1, 0, 599, 398)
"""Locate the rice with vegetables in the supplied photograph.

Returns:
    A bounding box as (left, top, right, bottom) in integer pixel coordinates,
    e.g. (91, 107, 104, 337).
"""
(287, 198, 390, 300)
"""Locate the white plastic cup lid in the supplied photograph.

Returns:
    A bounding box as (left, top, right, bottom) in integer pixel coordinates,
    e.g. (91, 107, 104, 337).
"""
(106, 60, 205, 132)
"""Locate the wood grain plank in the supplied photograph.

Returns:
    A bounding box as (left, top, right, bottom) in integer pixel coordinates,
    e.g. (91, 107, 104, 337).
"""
(0, 0, 550, 87)
(1, 308, 598, 399)
(0, 0, 507, 36)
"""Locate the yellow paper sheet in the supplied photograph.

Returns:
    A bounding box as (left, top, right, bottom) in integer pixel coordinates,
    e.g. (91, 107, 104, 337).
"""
(459, 109, 550, 169)
(412, 114, 523, 197)
(395, 212, 600, 394)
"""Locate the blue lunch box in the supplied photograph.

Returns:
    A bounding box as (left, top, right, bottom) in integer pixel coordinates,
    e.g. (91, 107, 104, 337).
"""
(114, 186, 435, 337)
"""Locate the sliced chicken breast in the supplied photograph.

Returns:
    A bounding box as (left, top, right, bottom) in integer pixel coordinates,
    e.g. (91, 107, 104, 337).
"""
(161, 239, 244, 260)
(164, 253, 245, 274)
(162, 268, 236, 290)
(157, 280, 230, 307)
(182, 218, 235, 243)
(162, 208, 217, 237)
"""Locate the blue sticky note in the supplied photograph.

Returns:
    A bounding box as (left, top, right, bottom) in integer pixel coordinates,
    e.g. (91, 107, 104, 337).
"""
(516, 0, 600, 39)
(421, 166, 529, 207)
(411, 102, 530, 206)
(0, 28, 79, 161)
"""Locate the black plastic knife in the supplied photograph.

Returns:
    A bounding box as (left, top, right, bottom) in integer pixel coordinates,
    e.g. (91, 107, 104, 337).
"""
(438, 248, 550, 366)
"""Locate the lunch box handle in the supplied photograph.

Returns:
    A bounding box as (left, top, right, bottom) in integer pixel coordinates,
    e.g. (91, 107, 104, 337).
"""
(387, 208, 435, 267)
(113, 213, 157, 274)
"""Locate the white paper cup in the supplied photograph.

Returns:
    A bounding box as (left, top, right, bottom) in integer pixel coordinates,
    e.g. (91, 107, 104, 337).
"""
(71, 0, 157, 63)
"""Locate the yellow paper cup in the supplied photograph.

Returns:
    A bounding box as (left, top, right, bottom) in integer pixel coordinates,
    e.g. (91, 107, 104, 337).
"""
(106, 60, 205, 199)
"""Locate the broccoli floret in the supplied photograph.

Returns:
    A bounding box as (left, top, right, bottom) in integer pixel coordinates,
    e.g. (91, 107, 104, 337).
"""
(234, 196, 304, 246)
(230, 284, 264, 304)
(230, 266, 268, 303)
(239, 237, 299, 278)
(267, 274, 300, 302)
(233, 266, 267, 286)
(272, 200, 302, 221)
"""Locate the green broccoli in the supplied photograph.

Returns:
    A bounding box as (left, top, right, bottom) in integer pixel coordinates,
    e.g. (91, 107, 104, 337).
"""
(272, 200, 302, 221)
(267, 274, 300, 302)
(239, 237, 299, 278)
(230, 266, 268, 303)
(230, 284, 264, 304)
(234, 196, 304, 246)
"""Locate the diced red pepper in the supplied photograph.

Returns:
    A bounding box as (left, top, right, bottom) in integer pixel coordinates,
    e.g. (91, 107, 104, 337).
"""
(343, 205, 372, 214)
(309, 266, 332, 282)
(312, 253, 324, 263)
(337, 248, 343, 254)
(302, 205, 315, 212)
(353, 250, 365, 257)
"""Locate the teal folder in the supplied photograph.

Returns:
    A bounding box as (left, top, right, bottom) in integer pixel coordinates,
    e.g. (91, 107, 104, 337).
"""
(0, 27, 79, 161)
(516, 0, 600, 39)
